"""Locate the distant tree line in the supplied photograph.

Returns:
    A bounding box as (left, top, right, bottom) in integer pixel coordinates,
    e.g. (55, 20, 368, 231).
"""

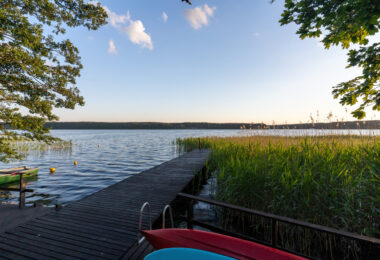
(36, 121, 380, 130)
(44, 122, 264, 130)
(268, 120, 380, 130)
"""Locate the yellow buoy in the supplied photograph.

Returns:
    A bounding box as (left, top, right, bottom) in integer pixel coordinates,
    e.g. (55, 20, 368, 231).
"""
(50, 167, 56, 173)
(74, 161, 78, 166)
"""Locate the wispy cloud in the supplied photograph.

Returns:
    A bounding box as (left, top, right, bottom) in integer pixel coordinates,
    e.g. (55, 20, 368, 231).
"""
(254, 32, 260, 37)
(108, 40, 117, 54)
(184, 4, 216, 29)
(104, 6, 153, 51)
(162, 12, 168, 22)
(103, 6, 130, 27)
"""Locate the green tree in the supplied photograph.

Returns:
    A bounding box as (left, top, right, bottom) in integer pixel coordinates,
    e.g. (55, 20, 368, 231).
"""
(0, 0, 107, 161)
(279, 0, 379, 119)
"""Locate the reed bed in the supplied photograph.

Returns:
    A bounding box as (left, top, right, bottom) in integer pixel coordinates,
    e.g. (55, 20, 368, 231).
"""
(5, 139, 72, 153)
(177, 135, 380, 239)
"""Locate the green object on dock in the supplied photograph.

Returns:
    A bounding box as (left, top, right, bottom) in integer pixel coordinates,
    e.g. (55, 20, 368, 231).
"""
(0, 167, 39, 185)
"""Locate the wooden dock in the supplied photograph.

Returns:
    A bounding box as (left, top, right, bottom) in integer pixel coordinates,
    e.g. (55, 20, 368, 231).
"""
(0, 149, 210, 259)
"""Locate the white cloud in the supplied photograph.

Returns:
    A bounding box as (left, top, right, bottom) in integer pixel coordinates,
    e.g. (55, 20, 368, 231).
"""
(104, 6, 153, 51)
(162, 12, 168, 22)
(103, 6, 130, 27)
(254, 32, 260, 37)
(108, 40, 117, 54)
(123, 20, 153, 50)
(184, 4, 216, 29)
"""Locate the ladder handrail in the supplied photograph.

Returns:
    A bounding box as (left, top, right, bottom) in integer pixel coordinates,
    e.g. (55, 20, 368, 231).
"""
(138, 202, 152, 244)
(162, 204, 174, 229)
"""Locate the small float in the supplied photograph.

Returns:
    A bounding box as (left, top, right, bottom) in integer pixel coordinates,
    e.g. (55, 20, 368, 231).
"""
(0, 166, 39, 185)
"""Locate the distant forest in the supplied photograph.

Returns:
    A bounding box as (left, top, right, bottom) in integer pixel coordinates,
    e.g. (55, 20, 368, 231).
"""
(44, 121, 380, 130)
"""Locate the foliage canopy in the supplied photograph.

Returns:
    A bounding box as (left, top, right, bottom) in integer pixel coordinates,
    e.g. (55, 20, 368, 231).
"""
(279, 0, 379, 119)
(0, 0, 107, 161)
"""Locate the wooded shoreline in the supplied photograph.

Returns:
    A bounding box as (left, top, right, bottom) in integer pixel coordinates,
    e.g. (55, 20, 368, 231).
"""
(40, 120, 380, 130)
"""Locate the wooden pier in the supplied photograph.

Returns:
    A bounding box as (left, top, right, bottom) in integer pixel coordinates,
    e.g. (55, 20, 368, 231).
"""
(0, 149, 210, 259)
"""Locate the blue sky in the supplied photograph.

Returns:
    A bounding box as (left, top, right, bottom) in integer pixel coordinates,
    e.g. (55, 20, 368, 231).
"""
(54, 0, 378, 123)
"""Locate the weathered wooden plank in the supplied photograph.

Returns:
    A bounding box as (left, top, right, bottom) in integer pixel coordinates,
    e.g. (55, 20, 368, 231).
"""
(67, 199, 171, 213)
(140, 244, 154, 259)
(0, 246, 29, 260)
(0, 251, 12, 260)
(82, 192, 179, 207)
(120, 242, 140, 260)
(121, 240, 150, 260)
(129, 241, 154, 260)
(25, 219, 132, 248)
(42, 212, 137, 232)
(0, 237, 53, 260)
(52, 210, 140, 229)
(31, 218, 135, 242)
(73, 198, 175, 210)
(55, 211, 150, 231)
(129, 240, 151, 260)
(0, 230, 108, 260)
(54, 211, 150, 233)
(60, 206, 142, 220)
(12, 225, 125, 252)
(70, 201, 168, 212)
(0, 233, 80, 260)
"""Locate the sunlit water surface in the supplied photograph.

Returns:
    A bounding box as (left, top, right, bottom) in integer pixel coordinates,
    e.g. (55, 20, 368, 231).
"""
(1, 129, 379, 206)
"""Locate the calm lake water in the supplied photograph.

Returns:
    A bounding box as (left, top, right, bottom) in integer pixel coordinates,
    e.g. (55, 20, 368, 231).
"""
(1, 129, 379, 206)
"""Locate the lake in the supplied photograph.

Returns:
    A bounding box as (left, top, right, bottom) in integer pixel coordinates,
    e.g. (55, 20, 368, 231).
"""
(1, 129, 379, 206)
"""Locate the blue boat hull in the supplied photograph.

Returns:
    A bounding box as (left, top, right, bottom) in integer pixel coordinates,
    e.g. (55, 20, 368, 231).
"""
(144, 248, 235, 260)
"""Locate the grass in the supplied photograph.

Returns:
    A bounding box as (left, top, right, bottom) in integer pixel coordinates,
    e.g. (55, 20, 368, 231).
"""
(177, 134, 380, 238)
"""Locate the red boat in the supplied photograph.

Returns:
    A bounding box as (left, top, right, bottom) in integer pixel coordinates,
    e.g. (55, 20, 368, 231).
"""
(141, 228, 306, 260)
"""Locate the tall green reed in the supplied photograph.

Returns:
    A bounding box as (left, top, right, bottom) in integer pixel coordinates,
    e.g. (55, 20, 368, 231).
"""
(177, 135, 380, 238)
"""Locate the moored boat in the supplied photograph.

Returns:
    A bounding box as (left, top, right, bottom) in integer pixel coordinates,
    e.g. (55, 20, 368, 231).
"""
(144, 247, 235, 260)
(141, 228, 306, 260)
(0, 167, 39, 185)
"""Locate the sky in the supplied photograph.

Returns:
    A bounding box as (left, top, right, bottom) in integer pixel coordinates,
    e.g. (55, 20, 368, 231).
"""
(54, 0, 379, 124)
